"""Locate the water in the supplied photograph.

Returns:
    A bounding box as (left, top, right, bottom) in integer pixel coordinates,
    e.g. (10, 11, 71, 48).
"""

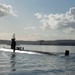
(0, 45, 75, 75)
(20, 45, 75, 53)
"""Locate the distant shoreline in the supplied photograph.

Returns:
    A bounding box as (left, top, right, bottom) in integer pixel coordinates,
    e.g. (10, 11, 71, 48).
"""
(0, 40, 75, 46)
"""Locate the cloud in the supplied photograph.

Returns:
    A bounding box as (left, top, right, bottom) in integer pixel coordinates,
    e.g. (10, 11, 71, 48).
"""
(0, 3, 17, 17)
(24, 26, 36, 30)
(35, 13, 43, 19)
(35, 7, 75, 33)
(63, 27, 74, 33)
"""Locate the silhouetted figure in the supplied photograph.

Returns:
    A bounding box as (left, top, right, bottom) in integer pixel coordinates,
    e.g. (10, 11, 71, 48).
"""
(65, 50, 69, 56)
(11, 34, 16, 52)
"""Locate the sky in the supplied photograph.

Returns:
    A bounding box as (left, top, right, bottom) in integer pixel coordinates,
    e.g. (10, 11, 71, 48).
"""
(0, 0, 75, 40)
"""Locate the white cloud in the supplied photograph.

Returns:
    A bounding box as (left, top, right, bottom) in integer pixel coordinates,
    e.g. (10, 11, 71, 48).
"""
(0, 3, 17, 17)
(35, 7, 75, 33)
(35, 13, 42, 19)
(24, 26, 36, 30)
(63, 27, 74, 33)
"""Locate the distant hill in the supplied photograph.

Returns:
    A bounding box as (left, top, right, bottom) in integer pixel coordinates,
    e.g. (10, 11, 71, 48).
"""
(0, 40, 75, 46)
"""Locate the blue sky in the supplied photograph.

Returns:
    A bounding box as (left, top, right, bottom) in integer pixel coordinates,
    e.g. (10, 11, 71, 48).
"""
(0, 0, 75, 40)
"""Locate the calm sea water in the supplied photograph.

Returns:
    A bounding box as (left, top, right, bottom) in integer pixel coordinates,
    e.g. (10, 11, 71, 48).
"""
(0, 45, 75, 75)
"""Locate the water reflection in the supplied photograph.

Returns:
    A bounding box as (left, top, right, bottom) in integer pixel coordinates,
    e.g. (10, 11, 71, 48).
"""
(65, 56, 70, 75)
(10, 52, 16, 72)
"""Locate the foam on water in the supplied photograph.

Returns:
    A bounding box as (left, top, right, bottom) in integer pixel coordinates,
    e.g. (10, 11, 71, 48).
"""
(0, 48, 56, 55)
(0, 48, 40, 55)
(0, 48, 75, 75)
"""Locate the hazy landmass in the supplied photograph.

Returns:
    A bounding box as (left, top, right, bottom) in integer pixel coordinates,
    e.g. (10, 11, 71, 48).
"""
(0, 40, 75, 46)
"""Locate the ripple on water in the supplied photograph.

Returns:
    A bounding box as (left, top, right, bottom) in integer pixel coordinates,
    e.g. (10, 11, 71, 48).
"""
(0, 51, 75, 75)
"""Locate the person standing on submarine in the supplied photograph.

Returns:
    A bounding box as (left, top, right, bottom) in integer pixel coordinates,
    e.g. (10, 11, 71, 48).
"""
(11, 34, 16, 52)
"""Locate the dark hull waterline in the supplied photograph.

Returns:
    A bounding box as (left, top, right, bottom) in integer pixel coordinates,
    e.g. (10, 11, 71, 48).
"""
(22, 49, 56, 55)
